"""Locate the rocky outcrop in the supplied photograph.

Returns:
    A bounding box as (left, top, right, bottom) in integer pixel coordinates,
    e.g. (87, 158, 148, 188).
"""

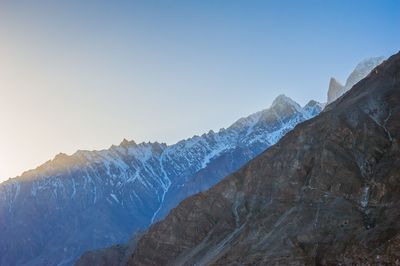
(327, 56, 385, 104)
(0, 95, 321, 266)
(76, 232, 143, 266)
(327, 77, 344, 104)
(125, 52, 400, 265)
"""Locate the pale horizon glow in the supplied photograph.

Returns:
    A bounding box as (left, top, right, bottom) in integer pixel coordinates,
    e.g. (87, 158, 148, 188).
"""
(0, 1, 399, 181)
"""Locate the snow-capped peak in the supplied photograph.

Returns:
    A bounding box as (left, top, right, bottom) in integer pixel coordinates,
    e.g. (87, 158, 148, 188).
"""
(120, 138, 137, 148)
(354, 56, 386, 71)
(344, 56, 385, 90)
(271, 94, 303, 114)
(304, 100, 324, 109)
(303, 100, 325, 119)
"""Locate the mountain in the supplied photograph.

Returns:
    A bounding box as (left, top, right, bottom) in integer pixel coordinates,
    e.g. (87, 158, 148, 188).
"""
(0, 95, 322, 266)
(327, 77, 345, 104)
(115, 52, 400, 265)
(327, 56, 385, 104)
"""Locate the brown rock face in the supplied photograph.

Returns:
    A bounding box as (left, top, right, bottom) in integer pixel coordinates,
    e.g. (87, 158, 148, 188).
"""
(75, 245, 126, 266)
(76, 232, 144, 266)
(125, 52, 400, 265)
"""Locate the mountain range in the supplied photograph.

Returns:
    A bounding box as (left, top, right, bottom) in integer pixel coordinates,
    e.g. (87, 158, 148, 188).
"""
(0, 55, 385, 266)
(85, 52, 399, 265)
(0, 95, 321, 265)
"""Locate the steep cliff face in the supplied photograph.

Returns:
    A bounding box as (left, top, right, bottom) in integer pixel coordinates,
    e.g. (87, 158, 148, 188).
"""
(327, 56, 385, 104)
(126, 52, 400, 265)
(0, 95, 321, 266)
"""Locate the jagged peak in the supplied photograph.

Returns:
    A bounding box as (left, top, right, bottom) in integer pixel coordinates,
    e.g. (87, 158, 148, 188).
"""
(304, 100, 323, 109)
(303, 100, 325, 118)
(327, 76, 346, 104)
(329, 77, 343, 87)
(271, 94, 302, 113)
(53, 152, 69, 161)
(120, 138, 136, 148)
(228, 94, 307, 132)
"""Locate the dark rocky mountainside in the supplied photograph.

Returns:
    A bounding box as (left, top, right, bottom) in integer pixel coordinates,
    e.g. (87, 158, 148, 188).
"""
(122, 53, 400, 265)
(76, 232, 144, 266)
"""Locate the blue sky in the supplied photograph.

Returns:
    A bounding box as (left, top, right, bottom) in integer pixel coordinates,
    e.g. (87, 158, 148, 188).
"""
(0, 0, 399, 180)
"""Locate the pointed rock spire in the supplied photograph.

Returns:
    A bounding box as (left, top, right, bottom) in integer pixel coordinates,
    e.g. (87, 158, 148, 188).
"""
(327, 77, 345, 104)
(120, 138, 136, 148)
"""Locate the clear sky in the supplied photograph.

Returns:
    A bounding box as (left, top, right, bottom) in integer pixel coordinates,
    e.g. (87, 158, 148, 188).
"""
(0, 0, 399, 181)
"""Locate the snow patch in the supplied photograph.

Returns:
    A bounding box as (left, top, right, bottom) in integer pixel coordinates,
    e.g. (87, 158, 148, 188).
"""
(361, 186, 370, 208)
(110, 193, 120, 204)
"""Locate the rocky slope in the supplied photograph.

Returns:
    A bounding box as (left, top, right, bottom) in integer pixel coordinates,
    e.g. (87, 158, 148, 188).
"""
(122, 52, 400, 265)
(327, 56, 385, 104)
(0, 95, 321, 266)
